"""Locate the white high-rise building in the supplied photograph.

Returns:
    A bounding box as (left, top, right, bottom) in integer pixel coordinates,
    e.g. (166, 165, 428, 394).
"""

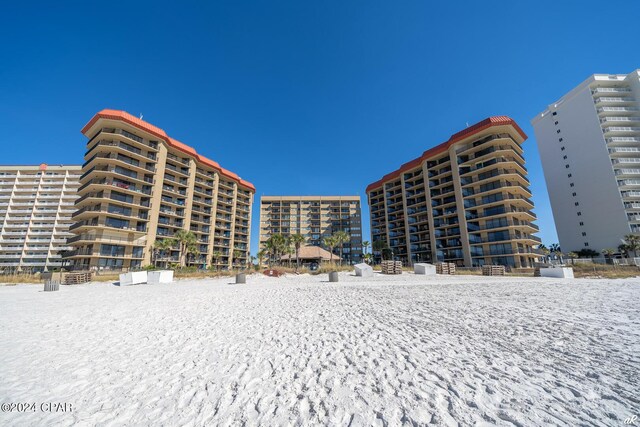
(0, 164, 81, 272)
(532, 70, 640, 253)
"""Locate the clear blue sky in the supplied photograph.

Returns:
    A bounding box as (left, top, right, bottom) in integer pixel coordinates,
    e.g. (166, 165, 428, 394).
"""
(1, 1, 638, 256)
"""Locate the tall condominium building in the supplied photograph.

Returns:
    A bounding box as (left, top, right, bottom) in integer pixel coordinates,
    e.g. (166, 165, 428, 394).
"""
(68, 109, 255, 271)
(366, 117, 540, 268)
(0, 164, 80, 272)
(259, 196, 363, 264)
(532, 70, 640, 253)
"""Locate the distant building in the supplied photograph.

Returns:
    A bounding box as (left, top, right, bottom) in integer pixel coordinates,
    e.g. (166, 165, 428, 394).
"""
(0, 164, 80, 272)
(366, 117, 539, 268)
(259, 196, 363, 264)
(531, 70, 640, 253)
(67, 109, 255, 271)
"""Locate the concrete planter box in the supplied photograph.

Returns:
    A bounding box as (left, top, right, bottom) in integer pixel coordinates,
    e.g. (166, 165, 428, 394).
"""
(236, 273, 246, 284)
(328, 271, 339, 282)
(540, 267, 574, 279)
(414, 263, 436, 275)
(119, 271, 148, 286)
(148, 270, 174, 284)
(354, 263, 373, 278)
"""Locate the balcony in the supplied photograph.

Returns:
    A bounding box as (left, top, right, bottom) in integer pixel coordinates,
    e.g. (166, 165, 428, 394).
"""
(594, 97, 636, 104)
(591, 87, 631, 95)
(606, 137, 640, 146)
(597, 106, 640, 114)
(602, 126, 640, 134)
(600, 116, 640, 124)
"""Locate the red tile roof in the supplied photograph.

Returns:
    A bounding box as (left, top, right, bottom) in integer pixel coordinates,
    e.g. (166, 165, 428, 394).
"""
(81, 109, 255, 191)
(365, 116, 526, 193)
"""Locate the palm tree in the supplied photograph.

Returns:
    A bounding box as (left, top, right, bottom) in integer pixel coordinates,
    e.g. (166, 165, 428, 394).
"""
(233, 249, 243, 270)
(256, 249, 265, 269)
(333, 231, 349, 266)
(601, 248, 615, 265)
(372, 240, 386, 264)
(290, 233, 306, 272)
(211, 251, 222, 271)
(264, 234, 287, 266)
(153, 238, 174, 267)
(363, 253, 373, 264)
(323, 235, 338, 266)
(362, 241, 370, 256)
(540, 247, 551, 264)
(548, 243, 561, 264)
(567, 251, 578, 265)
(285, 245, 295, 267)
(622, 234, 640, 258)
(173, 229, 197, 267)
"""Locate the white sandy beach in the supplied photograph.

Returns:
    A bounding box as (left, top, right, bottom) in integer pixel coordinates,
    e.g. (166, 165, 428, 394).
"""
(0, 273, 638, 426)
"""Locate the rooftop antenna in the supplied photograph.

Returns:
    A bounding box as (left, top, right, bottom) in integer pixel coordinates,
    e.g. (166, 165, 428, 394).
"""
(139, 113, 144, 120)
(466, 122, 469, 128)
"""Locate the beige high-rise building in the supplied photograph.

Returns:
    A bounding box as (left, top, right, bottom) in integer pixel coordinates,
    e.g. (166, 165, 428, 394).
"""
(366, 117, 540, 268)
(67, 109, 255, 271)
(259, 196, 363, 264)
(0, 164, 80, 272)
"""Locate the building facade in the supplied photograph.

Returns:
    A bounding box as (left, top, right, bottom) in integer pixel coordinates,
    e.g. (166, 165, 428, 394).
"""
(0, 164, 80, 272)
(532, 70, 640, 253)
(67, 109, 255, 271)
(366, 117, 540, 268)
(259, 196, 363, 264)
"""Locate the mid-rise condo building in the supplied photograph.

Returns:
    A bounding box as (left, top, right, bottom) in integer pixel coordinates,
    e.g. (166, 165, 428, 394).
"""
(259, 196, 363, 264)
(0, 164, 80, 272)
(532, 70, 640, 253)
(67, 110, 255, 271)
(366, 117, 540, 268)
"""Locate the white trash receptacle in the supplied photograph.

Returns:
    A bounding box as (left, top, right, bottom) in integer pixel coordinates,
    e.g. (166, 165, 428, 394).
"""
(539, 267, 574, 279)
(354, 263, 373, 278)
(414, 263, 436, 275)
(148, 270, 174, 284)
(119, 271, 148, 286)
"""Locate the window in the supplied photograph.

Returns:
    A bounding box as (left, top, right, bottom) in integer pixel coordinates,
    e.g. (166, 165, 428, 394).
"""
(563, 155, 567, 160)
(579, 221, 584, 226)
(105, 216, 130, 229)
(100, 244, 125, 257)
(565, 164, 570, 169)
(584, 242, 589, 247)
(108, 204, 131, 216)
(98, 258, 124, 268)
(561, 146, 565, 151)
(132, 246, 144, 258)
(572, 192, 577, 197)
(554, 121, 559, 125)
(552, 112, 557, 116)
(558, 138, 564, 143)
(487, 230, 510, 242)
(575, 202, 579, 206)
(568, 173, 572, 178)
(582, 232, 587, 236)
(111, 191, 133, 204)
(556, 130, 561, 134)
(577, 212, 582, 216)
(570, 183, 575, 187)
